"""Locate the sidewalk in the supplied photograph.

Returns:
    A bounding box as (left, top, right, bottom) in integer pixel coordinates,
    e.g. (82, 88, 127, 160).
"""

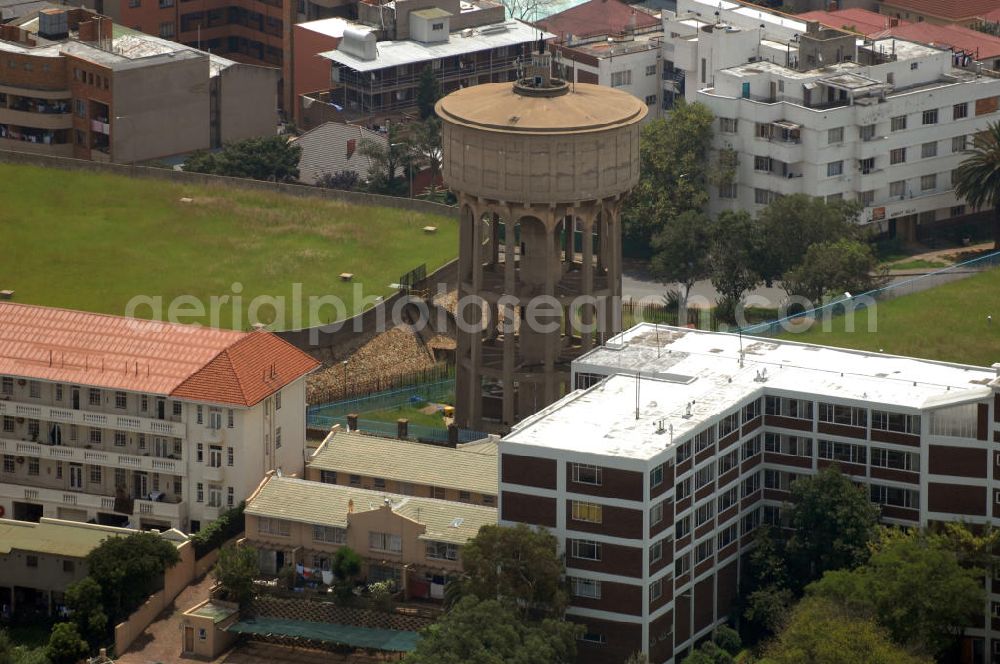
(115, 574, 216, 664)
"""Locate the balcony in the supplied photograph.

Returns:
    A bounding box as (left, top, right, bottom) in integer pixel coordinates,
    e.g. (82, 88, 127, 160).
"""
(0, 108, 72, 130)
(0, 437, 182, 474)
(0, 135, 73, 156)
(90, 119, 110, 134)
(0, 398, 186, 438)
(135, 497, 185, 521)
(0, 481, 187, 523)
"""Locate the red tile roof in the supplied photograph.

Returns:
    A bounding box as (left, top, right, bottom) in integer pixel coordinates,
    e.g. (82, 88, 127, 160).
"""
(979, 6, 1000, 21)
(798, 8, 909, 35)
(874, 21, 1000, 59)
(536, 0, 661, 41)
(0, 303, 318, 406)
(879, 0, 1000, 21)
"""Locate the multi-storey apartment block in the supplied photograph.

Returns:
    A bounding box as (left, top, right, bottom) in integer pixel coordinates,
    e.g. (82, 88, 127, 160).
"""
(305, 427, 498, 506)
(663, 0, 1000, 240)
(0, 303, 318, 533)
(499, 322, 1000, 664)
(0, 6, 277, 163)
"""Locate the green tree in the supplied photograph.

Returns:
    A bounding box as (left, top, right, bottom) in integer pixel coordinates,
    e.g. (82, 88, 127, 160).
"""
(86, 532, 180, 624)
(739, 527, 793, 637)
(316, 170, 360, 191)
(360, 125, 411, 196)
(183, 136, 302, 182)
(64, 577, 109, 647)
(214, 544, 259, 607)
(649, 210, 713, 307)
(458, 524, 568, 617)
(46, 624, 88, 664)
(953, 121, 1000, 249)
(404, 596, 582, 664)
(808, 529, 983, 657)
(756, 195, 861, 286)
(623, 101, 715, 252)
(708, 210, 762, 324)
(407, 118, 443, 197)
(416, 65, 442, 120)
(782, 238, 885, 305)
(0, 631, 12, 664)
(332, 546, 362, 600)
(761, 597, 930, 664)
(784, 466, 879, 588)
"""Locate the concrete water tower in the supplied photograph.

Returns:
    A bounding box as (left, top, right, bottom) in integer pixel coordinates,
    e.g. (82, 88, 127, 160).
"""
(436, 51, 646, 431)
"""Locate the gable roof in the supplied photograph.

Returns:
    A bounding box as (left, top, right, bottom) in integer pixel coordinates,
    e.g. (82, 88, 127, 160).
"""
(0, 302, 318, 406)
(294, 122, 385, 186)
(246, 475, 496, 544)
(879, 0, 1000, 21)
(307, 429, 498, 496)
(536, 0, 661, 41)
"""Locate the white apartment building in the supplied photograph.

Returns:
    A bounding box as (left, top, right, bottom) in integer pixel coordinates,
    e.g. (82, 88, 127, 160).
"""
(662, 0, 1000, 240)
(0, 303, 318, 533)
(499, 323, 1000, 664)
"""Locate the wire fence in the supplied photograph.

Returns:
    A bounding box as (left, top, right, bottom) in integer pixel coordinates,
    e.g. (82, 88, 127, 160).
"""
(308, 378, 456, 422)
(309, 363, 455, 406)
(742, 249, 1000, 337)
(307, 416, 487, 444)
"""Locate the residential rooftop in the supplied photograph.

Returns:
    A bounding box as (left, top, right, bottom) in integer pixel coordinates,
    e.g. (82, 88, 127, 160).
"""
(877, 0, 1000, 22)
(536, 0, 661, 41)
(502, 324, 998, 460)
(0, 517, 186, 558)
(0, 302, 319, 405)
(245, 475, 497, 544)
(307, 429, 499, 496)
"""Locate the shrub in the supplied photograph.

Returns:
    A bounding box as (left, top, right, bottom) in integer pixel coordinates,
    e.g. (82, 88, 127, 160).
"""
(46, 624, 88, 664)
(190, 503, 245, 558)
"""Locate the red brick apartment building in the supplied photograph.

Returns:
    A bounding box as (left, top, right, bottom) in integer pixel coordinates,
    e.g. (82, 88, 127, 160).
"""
(499, 323, 1000, 664)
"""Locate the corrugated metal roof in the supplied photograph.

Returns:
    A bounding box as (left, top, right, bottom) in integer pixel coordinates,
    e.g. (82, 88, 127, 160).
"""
(307, 429, 498, 496)
(246, 475, 496, 544)
(880, 0, 1000, 21)
(0, 303, 318, 406)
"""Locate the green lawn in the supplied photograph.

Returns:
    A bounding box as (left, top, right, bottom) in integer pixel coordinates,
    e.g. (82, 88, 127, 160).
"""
(361, 403, 450, 427)
(780, 268, 1000, 367)
(0, 165, 457, 330)
(885, 259, 948, 271)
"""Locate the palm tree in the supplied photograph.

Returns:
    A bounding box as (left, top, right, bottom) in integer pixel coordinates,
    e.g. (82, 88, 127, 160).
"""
(953, 122, 1000, 250)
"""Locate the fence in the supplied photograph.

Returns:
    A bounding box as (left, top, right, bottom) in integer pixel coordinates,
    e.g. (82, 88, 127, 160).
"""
(311, 416, 486, 445)
(741, 249, 1000, 337)
(309, 363, 455, 407)
(621, 298, 778, 332)
(309, 378, 455, 422)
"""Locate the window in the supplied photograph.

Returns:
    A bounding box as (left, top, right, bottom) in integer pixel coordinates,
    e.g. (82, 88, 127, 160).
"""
(141, 395, 148, 412)
(209, 445, 222, 468)
(871, 448, 918, 471)
(952, 135, 967, 153)
(650, 462, 667, 488)
(828, 127, 844, 144)
(89, 465, 102, 484)
(754, 188, 775, 205)
(676, 441, 691, 464)
(951, 205, 966, 218)
(129, 0, 139, 6)
(650, 500, 665, 526)
(209, 409, 221, 430)
(63, 560, 75, 573)
(458, 490, 471, 502)
(227, 446, 234, 466)
(860, 124, 876, 141)
(571, 501, 602, 523)
(718, 182, 738, 199)
(890, 180, 906, 197)
(891, 115, 907, 132)
(196, 406, 203, 424)
(28, 458, 39, 476)
(196, 482, 204, 503)
(258, 517, 290, 536)
(718, 486, 738, 512)
(695, 501, 714, 527)
(741, 471, 761, 497)
(890, 148, 907, 165)
(754, 155, 772, 172)
(28, 381, 40, 398)
(313, 524, 347, 543)
(275, 427, 282, 449)
(645, 64, 657, 76)
(827, 160, 843, 177)
(26, 555, 38, 568)
(676, 477, 691, 501)
(2, 416, 12, 433)
(818, 403, 867, 427)
(571, 539, 601, 561)
(742, 508, 761, 535)
(1, 377, 11, 395)
(172, 402, 182, 416)
(571, 577, 601, 599)
(694, 427, 716, 453)
(921, 141, 937, 158)
(114, 431, 126, 447)
(870, 484, 918, 508)
(431, 21, 443, 29)
(426, 541, 458, 560)
(675, 515, 690, 539)
(922, 109, 938, 125)
(369, 531, 402, 553)
(644, 94, 657, 105)
(818, 439, 867, 464)
(610, 70, 632, 88)
(275, 391, 282, 410)
(114, 391, 127, 409)
(718, 412, 739, 438)
(718, 449, 738, 475)
(196, 443, 203, 463)
(159, 21, 175, 38)
(227, 486, 234, 507)
(675, 553, 690, 577)
(695, 538, 714, 563)
(89, 428, 102, 445)
(650, 539, 663, 564)
(953, 102, 969, 120)
(742, 434, 761, 460)
(858, 190, 875, 206)
(858, 157, 875, 175)
(765, 396, 812, 419)
(2, 455, 13, 473)
(921, 174, 936, 191)
(742, 399, 761, 423)
(694, 463, 714, 490)
(718, 524, 737, 549)
(929, 403, 978, 438)
(89, 388, 101, 406)
(720, 117, 738, 133)
(320, 470, 337, 484)
(572, 463, 602, 485)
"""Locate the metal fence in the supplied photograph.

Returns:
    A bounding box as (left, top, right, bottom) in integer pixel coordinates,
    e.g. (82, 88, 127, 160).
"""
(308, 378, 456, 423)
(308, 416, 487, 444)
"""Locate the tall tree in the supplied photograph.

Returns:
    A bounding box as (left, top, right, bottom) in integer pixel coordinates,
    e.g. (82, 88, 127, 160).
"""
(360, 124, 410, 196)
(740, 527, 794, 637)
(761, 597, 930, 664)
(781, 238, 885, 305)
(64, 577, 109, 648)
(649, 210, 713, 307)
(85, 532, 180, 624)
(458, 523, 568, 618)
(404, 596, 581, 664)
(808, 529, 984, 658)
(755, 195, 862, 286)
(183, 136, 302, 182)
(501, 0, 557, 20)
(214, 544, 259, 607)
(708, 210, 762, 324)
(953, 121, 1000, 249)
(784, 466, 879, 589)
(623, 101, 715, 252)
(416, 65, 442, 120)
(407, 118, 443, 197)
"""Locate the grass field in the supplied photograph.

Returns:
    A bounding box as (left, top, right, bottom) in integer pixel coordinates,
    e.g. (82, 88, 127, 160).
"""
(362, 403, 449, 427)
(0, 165, 457, 330)
(886, 258, 948, 271)
(780, 268, 1000, 367)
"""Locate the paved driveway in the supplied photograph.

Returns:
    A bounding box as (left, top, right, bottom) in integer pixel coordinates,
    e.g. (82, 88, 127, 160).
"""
(116, 574, 216, 664)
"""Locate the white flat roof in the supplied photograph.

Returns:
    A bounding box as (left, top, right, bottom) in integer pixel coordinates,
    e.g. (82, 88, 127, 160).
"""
(503, 324, 997, 460)
(298, 16, 351, 39)
(320, 20, 553, 72)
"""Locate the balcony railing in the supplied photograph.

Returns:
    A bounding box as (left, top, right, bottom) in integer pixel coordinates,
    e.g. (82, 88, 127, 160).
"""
(0, 480, 186, 522)
(0, 437, 182, 474)
(0, 398, 186, 437)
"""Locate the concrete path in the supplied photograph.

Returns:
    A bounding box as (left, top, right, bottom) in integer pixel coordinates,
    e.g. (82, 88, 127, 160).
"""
(116, 574, 216, 664)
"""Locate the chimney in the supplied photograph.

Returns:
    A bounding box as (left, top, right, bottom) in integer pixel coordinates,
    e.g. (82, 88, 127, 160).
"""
(396, 418, 409, 440)
(447, 423, 459, 447)
(346, 413, 359, 431)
